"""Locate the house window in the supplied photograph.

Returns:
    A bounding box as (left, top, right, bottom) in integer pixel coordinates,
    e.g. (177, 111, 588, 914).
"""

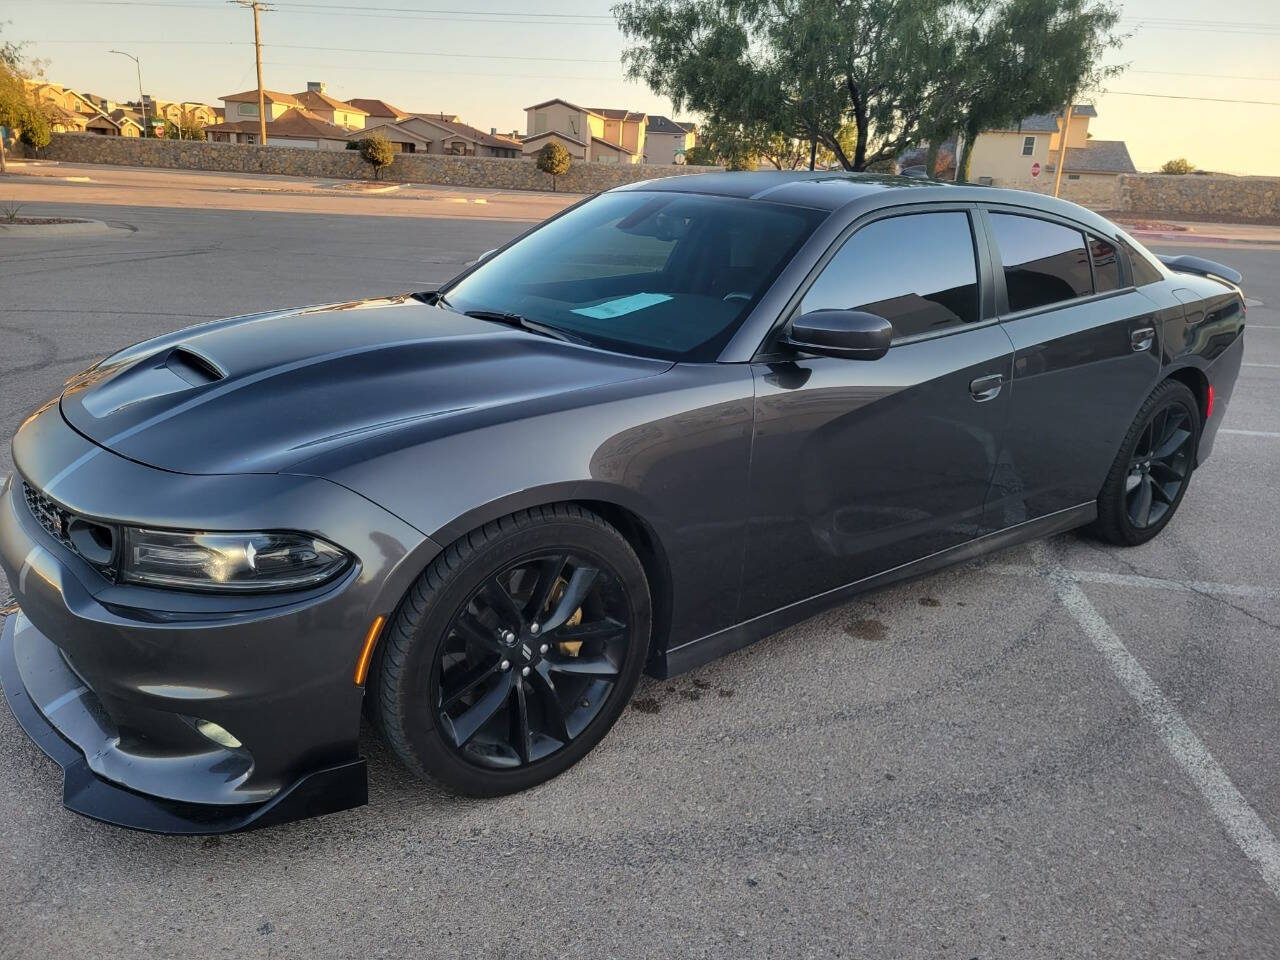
(1021, 135, 1035, 156)
(238, 102, 259, 117)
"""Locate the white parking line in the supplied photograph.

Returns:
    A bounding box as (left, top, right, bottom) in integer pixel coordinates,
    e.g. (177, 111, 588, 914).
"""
(983, 563, 1280, 600)
(1221, 429, 1280, 438)
(1030, 545, 1280, 900)
(1243, 363, 1280, 369)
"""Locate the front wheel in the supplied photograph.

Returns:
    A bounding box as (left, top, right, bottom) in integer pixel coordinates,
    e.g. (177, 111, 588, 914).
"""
(1091, 379, 1201, 546)
(373, 505, 651, 796)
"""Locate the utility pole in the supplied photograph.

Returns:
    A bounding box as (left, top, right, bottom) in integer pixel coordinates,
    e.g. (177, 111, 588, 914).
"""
(109, 50, 148, 137)
(231, 1, 271, 145)
(1052, 103, 1073, 198)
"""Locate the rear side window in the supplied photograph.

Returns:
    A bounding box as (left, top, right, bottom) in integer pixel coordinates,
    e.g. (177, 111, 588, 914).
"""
(1089, 235, 1121, 293)
(989, 213, 1092, 312)
(800, 211, 980, 338)
(1119, 238, 1165, 287)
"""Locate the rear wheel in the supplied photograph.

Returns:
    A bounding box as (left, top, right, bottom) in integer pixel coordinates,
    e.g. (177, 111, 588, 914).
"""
(1091, 379, 1200, 546)
(373, 505, 650, 796)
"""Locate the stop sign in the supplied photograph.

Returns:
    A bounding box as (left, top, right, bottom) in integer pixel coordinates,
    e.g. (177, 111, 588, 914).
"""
(1031, 161, 1041, 178)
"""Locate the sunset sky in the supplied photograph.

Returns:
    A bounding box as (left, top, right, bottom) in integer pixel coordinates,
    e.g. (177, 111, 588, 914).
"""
(9, 0, 1279, 176)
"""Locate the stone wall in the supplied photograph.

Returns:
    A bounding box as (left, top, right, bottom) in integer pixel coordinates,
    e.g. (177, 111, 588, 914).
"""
(1118, 174, 1280, 223)
(32, 133, 723, 193)
(991, 174, 1120, 210)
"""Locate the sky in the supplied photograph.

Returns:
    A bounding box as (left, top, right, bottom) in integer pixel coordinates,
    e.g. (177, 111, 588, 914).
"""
(5, 0, 1279, 175)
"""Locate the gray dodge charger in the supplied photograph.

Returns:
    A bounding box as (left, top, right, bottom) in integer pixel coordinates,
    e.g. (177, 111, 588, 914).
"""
(0, 173, 1245, 833)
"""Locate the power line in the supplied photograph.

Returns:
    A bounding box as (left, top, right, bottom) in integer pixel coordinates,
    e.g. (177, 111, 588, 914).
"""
(1105, 90, 1280, 107)
(29, 38, 622, 63)
(1127, 69, 1280, 83)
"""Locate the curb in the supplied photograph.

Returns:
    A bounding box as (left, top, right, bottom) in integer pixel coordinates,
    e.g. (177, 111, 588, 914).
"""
(0, 219, 121, 239)
(1128, 230, 1280, 247)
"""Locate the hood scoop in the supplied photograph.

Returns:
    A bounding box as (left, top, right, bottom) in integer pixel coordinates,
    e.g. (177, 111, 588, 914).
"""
(80, 347, 225, 419)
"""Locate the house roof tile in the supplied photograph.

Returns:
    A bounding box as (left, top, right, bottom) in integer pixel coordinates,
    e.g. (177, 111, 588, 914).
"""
(220, 89, 302, 106)
(294, 89, 368, 115)
(1048, 139, 1136, 174)
(347, 98, 408, 119)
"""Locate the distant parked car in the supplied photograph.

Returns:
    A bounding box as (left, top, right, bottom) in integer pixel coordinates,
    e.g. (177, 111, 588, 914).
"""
(1, 172, 1245, 833)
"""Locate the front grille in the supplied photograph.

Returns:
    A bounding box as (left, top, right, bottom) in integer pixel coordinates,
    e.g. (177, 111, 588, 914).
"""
(23, 482, 77, 552)
(21, 482, 117, 579)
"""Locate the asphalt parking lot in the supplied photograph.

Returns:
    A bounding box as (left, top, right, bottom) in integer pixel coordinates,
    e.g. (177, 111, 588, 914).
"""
(2, 188, 1279, 959)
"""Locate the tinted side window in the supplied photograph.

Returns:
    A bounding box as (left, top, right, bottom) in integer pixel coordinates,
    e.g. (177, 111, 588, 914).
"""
(1120, 238, 1164, 287)
(1089, 235, 1121, 293)
(989, 213, 1092, 312)
(800, 212, 979, 338)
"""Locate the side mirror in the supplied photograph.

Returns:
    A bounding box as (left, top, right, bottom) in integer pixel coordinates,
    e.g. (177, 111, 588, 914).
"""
(784, 309, 893, 361)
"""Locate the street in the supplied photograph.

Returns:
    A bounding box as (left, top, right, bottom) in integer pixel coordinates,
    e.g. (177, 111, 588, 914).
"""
(2, 171, 1279, 959)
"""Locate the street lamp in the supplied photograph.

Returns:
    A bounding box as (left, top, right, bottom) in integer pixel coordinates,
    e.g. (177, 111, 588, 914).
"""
(108, 49, 149, 138)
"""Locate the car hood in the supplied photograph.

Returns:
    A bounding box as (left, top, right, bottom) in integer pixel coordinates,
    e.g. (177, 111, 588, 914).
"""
(59, 295, 671, 475)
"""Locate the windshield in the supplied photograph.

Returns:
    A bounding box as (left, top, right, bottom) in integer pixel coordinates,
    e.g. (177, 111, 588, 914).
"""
(441, 191, 825, 361)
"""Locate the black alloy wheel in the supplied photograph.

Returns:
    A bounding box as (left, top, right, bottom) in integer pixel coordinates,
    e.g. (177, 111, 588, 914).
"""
(1124, 404, 1195, 530)
(373, 504, 650, 796)
(435, 551, 630, 770)
(1092, 379, 1201, 546)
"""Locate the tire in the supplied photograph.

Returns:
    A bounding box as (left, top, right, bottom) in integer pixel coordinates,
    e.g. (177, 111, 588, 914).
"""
(1090, 379, 1201, 546)
(373, 504, 651, 796)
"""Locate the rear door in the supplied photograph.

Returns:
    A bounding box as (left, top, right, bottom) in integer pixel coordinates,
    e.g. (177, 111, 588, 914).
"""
(740, 205, 1014, 621)
(979, 207, 1161, 529)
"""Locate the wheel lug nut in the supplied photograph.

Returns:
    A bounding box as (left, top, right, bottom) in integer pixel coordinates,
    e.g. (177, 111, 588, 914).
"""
(501, 630, 516, 644)
(539, 643, 549, 654)
(521, 666, 531, 677)
(530, 622, 541, 635)
(500, 660, 510, 671)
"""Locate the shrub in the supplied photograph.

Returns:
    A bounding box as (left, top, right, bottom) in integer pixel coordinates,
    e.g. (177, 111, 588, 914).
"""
(1160, 158, 1193, 175)
(536, 141, 571, 190)
(357, 134, 395, 179)
(18, 105, 50, 151)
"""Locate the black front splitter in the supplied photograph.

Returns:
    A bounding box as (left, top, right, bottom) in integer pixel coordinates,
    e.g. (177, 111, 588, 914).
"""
(0, 612, 367, 835)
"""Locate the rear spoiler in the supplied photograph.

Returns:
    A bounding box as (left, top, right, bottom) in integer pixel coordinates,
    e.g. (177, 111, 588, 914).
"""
(1158, 254, 1243, 286)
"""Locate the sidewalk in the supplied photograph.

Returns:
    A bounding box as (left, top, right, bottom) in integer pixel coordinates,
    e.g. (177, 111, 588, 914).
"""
(1112, 217, 1280, 247)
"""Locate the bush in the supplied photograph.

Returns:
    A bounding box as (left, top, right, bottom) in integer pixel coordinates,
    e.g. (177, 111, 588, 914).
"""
(357, 134, 395, 179)
(18, 105, 50, 151)
(682, 143, 716, 166)
(1160, 158, 1193, 175)
(536, 141, 571, 190)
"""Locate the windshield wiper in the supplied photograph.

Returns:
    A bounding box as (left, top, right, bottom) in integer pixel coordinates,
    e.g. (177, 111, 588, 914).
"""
(462, 309, 589, 346)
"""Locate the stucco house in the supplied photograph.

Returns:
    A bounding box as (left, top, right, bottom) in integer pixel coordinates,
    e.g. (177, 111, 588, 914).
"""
(294, 82, 368, 131)
(966, 105, 1134, 192)
(204, 107, 349, 149)
(394, 114, 521, 157)
(522, 99, 648, 163)
(218, 88, 304, 125)
(346, 121, 431, 154)
(644, 115, 696, 164)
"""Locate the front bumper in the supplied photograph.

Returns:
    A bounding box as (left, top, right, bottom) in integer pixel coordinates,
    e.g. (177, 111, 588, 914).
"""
(1, 610, 366, 834)
(0, 402, 437, 833)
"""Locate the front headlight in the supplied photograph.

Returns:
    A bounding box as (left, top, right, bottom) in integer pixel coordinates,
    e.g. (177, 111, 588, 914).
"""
(118, 528, 351, 592)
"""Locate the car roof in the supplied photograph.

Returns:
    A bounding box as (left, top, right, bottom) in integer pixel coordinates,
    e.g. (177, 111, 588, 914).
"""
(613, 170, 1117, 234)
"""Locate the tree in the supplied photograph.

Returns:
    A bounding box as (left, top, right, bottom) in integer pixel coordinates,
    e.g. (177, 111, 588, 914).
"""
(923, 0, 1123, 180)
(0, 24, 43, 173)
(357, 134, 395, 180)
(682, 143, 717, 166)
(614, 0, 1121, 174)
(1160, 157, 1193, 175)
(536, 140, 571, 190)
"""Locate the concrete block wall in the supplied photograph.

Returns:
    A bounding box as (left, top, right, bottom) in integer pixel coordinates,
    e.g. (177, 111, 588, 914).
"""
(31, 133, 722, 193)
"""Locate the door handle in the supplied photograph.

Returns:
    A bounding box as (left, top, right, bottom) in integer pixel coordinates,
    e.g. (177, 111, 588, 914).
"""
(1130, 325, 1156, 352)
(969, 373, 1004, 402)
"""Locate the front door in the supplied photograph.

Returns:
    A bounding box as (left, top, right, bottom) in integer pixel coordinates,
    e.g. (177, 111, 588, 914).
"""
(740, 208, 1013, 622)
(978, 209, 1162, 529)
